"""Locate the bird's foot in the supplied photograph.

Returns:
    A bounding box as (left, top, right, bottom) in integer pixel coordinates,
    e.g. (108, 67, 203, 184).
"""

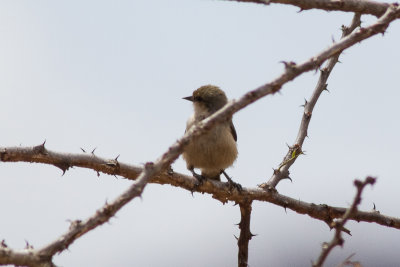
(221, 170, 242, 192)
(190, 169, 206, 192)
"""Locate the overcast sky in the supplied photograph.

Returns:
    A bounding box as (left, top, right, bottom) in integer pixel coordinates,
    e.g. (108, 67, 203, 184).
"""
(1, 1, 400, 266)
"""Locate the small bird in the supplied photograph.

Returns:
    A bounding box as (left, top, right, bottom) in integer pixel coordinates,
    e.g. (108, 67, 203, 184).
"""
(182, 85, 240, 189)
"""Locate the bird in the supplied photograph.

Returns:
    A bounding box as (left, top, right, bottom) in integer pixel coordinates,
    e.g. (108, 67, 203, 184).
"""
(182, 85, 241, 190)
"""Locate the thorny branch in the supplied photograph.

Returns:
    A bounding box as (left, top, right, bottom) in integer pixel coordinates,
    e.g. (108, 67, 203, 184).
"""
(0, 162, 154, 267)
(263, 13, 362, 189)
(1, 146, 400, 228)
(312, 177, 377, 267)
(0, 4, 399, 267)
(237, 201, 254, 267)
(229, 0, 395, 18)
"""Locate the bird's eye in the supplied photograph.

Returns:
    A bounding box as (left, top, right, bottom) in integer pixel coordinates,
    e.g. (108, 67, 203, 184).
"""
(194, 96, 203, 102)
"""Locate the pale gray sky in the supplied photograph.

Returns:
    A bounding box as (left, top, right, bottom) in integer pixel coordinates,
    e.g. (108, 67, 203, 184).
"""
(1, 1, 399, 266)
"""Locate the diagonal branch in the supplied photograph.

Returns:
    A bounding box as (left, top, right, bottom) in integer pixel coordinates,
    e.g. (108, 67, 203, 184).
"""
(0, 161, 154, 266)
(263, 13, 362, 189)
(37, 161, 154, 256)
(312, 177, 376, 267)
(228, 0, 396, 18)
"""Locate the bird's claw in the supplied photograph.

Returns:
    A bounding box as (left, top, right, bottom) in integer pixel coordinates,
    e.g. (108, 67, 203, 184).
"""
(221, 170, 242, 192)
(226, 178, 242, 192)
(190, 170, 206, 193)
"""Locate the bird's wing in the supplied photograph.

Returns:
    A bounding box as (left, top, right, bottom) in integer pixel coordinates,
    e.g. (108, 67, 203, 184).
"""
(230, 121, 237, 142)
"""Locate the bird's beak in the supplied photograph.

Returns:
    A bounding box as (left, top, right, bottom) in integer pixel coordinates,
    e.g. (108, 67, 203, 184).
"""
(183, 96, 194, 102)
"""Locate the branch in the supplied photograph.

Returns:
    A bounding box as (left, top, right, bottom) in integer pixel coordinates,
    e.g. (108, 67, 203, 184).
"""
(237, 201, 254, 267)
(0, 161, 153, 266)
(263, 13, 362, 188)
(1, 6, 399, 265)
(228, 0, 396, 18)
(1, 4, 398, 180)
(1, 145, 400, 230)
(0, 243, 52, 267)
(312, 177, 376, 267)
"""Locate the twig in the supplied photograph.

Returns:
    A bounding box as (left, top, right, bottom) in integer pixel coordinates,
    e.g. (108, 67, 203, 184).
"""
(228, 0, 395, 18)
(237, 201, 254, 267)
(263, 13, 362, 189)
(312, 177, 376, 267)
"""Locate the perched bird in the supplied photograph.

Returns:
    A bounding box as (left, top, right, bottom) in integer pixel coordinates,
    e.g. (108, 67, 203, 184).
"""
(182, 85, 240, 189)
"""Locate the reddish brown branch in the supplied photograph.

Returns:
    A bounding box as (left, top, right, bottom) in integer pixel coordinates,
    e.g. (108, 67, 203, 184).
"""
(229, 0, 394, 18)
(1, 145, 400, 231)
(312, 177, 376, 267)
(238, 201, 253, 267)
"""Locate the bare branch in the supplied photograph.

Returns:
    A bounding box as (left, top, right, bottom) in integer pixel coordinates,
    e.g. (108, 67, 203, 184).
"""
(1, 145, 399, 231)
(0, 161, 153, 266)
(0, 6, 399, 266)
(313, 177, 376, 267)
(0, 247, 53, 267)
(228, 0, 395, 18)
(1, 4, 398, 183)
(263, 13, 362, 188)
(38, 161, 154, 256)
(238, 201, 253, 267)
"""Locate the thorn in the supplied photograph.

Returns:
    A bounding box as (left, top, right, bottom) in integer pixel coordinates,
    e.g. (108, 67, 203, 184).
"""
(114, 175, 118, 179)
(234, 235, 238, 241)
(280, 61, 297, 71)
(300, 98, 308, 108)
(331, 35, 336, 43)
(323, 84, 330, 92)
(1, 240, 7, 248)
(285, 176, 293, 183)
(373, 203, 376, 210)
(55, 162, 71, 175)
(97, 171, 100, 177)
(25, 240, 34, 250)
(115, 154, 120, 161)
(68, 220, 82, 230)
(297, 8, 304, 13)
(80, 147, 86, 153)
(33, 141, 47, 155)
(91, 147, 97, 154)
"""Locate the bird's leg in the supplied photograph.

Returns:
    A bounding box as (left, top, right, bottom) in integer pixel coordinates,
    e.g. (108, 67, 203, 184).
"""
(189, 167, 205, 188)
(221, 170, 242, 192)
